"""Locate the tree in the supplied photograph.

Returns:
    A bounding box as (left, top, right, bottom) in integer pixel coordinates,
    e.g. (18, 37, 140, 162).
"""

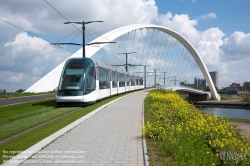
(15, 89, 25, 93)
(205, 86, 210, 92)
(197, 87, 205, 91)
(243, 82, 250, 91)
(204, 86, 218, 92)
(3, 89, 6, 94)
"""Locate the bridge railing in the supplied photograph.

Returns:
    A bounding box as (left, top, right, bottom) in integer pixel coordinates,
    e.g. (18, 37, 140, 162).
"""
(156, 85, 211, 94)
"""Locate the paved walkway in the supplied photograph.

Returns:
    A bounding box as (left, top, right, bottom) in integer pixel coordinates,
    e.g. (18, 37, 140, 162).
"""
(230, 122, 250, 142)
(20, 91, 149, 166)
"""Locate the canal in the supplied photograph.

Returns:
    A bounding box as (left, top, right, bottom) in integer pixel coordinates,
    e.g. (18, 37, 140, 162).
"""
(199, 107, 250, 119)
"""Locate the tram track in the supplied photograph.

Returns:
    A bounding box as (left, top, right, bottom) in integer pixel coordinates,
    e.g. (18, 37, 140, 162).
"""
(0, 107, 55, 125)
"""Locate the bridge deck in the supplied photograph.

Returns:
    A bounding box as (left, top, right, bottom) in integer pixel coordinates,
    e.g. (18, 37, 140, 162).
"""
(18, 91, 149, 166)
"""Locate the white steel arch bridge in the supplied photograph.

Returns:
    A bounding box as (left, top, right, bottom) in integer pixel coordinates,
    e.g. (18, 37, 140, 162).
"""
(24, 24, 221, 100)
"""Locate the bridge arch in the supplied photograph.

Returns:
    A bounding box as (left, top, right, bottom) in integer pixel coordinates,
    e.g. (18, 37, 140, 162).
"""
(25, 24, 220, 100)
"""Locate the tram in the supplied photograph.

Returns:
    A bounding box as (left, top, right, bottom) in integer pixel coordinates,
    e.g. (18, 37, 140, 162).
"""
(56, 58, 144, 106)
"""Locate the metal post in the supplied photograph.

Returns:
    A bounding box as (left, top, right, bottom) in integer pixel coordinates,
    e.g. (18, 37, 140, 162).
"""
(82, 21, 85, 58)
(172, 76, 177, 86)
(125, 53, 128, 72)
(163, 72, 166, 85)
(154, 69, 156, 87)
(144, 66, 146, 88)
(58, 21, 104, 58)
(117, 52, 136, 72)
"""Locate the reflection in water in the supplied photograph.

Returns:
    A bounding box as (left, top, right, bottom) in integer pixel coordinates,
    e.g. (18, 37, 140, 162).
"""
(199, 107, 250, 119)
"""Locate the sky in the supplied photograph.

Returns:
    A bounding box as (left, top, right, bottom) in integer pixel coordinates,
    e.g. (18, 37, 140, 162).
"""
(0, 0, 250, 92)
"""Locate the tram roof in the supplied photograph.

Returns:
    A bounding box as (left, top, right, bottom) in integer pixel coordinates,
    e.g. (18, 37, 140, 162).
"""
(70, 57, 143, 77)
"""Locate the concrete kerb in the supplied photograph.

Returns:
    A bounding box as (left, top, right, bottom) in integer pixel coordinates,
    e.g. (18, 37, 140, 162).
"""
(142, 104, 149, 166)
(2, 91, 140, 166)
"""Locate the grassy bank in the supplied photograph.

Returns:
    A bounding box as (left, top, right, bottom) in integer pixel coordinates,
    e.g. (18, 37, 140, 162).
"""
(228, 118, 250, 124)
(242, 96, 250, 103)
(220, 94, 233, 100)
(0, 91, 138, 164)
(143, 90, 250, 165)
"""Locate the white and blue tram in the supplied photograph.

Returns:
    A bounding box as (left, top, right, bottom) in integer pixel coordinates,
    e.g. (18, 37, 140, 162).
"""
(56, 58, 144, 106)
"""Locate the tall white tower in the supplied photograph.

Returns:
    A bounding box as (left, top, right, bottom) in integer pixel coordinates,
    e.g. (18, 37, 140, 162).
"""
(209, 71, 218, 88)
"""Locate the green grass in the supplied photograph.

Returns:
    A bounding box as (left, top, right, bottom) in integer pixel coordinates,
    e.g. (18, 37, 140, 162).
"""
(0, 91, 55, 99)
(0, 105, 78, 140)
(227, 117, 250, 123)
(242, 96, 250, 103)
(0, 99, 56, 124)
(0, 90, 139, 164)
(0, 99, 80, 140)
(220, 94, 233, 100)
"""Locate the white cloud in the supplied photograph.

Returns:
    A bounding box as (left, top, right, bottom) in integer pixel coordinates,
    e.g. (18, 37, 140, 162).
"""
(198, 12, 217, 20)
(221, 31, 250, 61)
(155, 11, 242, 88)
(4, 33, 48, 58)
(156, 12, 227, 73)
(0, 11, 35, 32)
(0, 0, 159, 91)
(156, 13, 201, 46)
(197, 28, 225, 66)
(0, 32, 71, 91)
(7, 73, 24, 83)
(1, 0, 158, 36)
(0, 0, 249, 91)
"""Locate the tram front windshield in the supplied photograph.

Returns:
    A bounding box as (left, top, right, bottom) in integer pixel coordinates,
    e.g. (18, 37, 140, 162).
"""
(57, 58, 96, 96)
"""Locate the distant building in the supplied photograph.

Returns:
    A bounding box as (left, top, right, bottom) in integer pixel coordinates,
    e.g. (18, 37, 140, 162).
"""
(221, 82, 242, 94)
(229, 82, 241, 91)
(185, 84, 195, 88)
(202, 79, 206, 87)
(209, 71, 218, 88)
(180, 82, 194, 88)
(194, 78, 197, 88)
(194, 77, 206, 88)
(198, 78, 201, 87)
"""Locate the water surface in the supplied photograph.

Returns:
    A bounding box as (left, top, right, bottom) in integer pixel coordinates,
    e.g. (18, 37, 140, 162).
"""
(199, 107, 250, 119)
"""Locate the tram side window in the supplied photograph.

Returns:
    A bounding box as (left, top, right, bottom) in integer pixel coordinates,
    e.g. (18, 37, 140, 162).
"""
(140, 77, 143, 85)
(86, 67, 96, 90)
(99, 68, 110, 89)
(131, 75, 135, 86)
(136, 77, 139, 85)
(112, 71, 117, 88)
(119, 73, 125, 87)
(126, 74, 130, 86)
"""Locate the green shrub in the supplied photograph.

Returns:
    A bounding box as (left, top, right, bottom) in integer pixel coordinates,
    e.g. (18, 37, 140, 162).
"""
(242, 96, 250, 103)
